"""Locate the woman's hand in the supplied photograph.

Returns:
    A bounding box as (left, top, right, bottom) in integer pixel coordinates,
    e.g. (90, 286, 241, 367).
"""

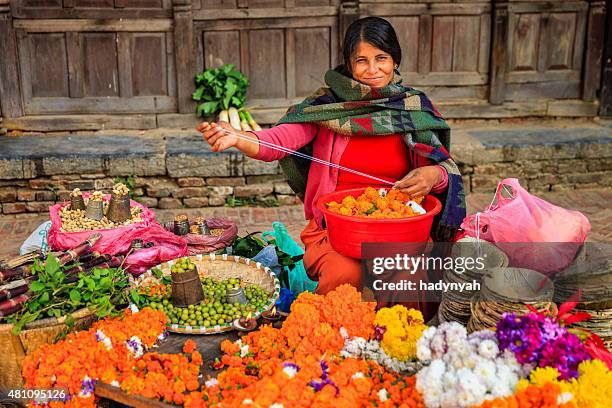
(197, 121, 240, 152)
(393, 166, 442, 198)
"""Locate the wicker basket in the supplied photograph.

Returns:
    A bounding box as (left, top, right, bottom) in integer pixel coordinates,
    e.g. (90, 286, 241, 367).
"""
(0, 307, 97, 388)
(132, 253, 281, 335)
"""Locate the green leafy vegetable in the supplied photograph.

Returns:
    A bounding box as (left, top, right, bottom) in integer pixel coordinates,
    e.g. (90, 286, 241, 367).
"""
(193, 64, 249, 117)
(5, 255, 133, 335)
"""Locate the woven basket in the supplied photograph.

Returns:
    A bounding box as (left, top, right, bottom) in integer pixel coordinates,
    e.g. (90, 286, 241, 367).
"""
(0, 307, 97, 388)
(133, 253, 281, 335)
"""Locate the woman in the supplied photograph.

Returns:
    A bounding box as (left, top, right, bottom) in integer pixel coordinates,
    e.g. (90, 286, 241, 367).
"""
(198, 17, 466, 318)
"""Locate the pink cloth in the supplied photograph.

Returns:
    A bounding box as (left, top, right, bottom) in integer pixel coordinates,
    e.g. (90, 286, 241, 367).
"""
(253, 123, 448, 228)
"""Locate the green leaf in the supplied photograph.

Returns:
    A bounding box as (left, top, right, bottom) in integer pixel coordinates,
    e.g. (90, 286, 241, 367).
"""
(151, 268, 163, 279)
(30, 281, 45, 292)
(40, 292, 50, 304)
(86, 278, 96, 292)
(231, 96, 243, 108)
(192, 86, 204, 101)
(45, 255, 60, 275)
(28, 300, 40, 312)
(99, 277, 112, 290)
(69, 289, 81, 303)
(130, 290, 140, 303)
(223, 64, 235, 74)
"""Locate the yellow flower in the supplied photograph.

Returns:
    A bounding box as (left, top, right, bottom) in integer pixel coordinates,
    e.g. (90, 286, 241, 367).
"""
(523, 367, 570, 393)
(568, 359, 612, 408)
(374, 306, 426, 362)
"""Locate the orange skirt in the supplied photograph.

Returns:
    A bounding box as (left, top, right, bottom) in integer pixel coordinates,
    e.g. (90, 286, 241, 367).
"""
(300, 219, 439, 321)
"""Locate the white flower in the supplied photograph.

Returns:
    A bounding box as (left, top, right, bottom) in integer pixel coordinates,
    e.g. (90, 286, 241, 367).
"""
(474, 360, 496, 388)
(491, 382, 512, 398)
(477, 339, 499, 359)
(458, 370, 486, 406)
(282, 365, 298, 378)
(269, 404, 284, 408)
(339, 326, 349, 339)
(557, 392, 573, 404)
(416, 343, 432, 362)
(126, 336, 144, 358)
(378, 188, 387, 197)
(442, 371, 458, 389)
(111, 380, 120, 388)
(421, 384, 442, 408)
(95, 329, 113, 350)
(242, 399, 253, 405)
(129, 304, 139, 313)
(456, 390, 476, 407)
(378, 388, 389, 402)
(352, 372, 365, 380)
(205, 378, 218, 388)
(431, 334, 446, 356)
(240, 344, 250, 358)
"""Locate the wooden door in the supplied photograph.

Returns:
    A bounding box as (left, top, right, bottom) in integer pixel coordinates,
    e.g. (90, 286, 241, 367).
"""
(15, 20, 176, 114)
(504, 1, 589, 100)
(359, 0, 492, 101)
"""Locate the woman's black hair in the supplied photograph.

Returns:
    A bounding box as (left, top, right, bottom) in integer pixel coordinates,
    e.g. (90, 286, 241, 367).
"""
(336, 16, 402, 77)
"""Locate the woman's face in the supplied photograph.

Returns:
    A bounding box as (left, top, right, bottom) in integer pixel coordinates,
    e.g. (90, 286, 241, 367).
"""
(350, 41, 395, 88)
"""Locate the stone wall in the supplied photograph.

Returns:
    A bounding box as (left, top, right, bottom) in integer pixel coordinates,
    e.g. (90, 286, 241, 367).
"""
(0, 126, 611, 215)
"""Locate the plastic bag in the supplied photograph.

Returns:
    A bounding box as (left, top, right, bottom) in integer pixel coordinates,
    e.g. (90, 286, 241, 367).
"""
(262, 222, 318, 294)
(20, 221, 51, 255)
(252, 245, 282, 277)
(178, 218, 238, 255)
(122, 224, 188, 275)
(460, 178, 590, 275)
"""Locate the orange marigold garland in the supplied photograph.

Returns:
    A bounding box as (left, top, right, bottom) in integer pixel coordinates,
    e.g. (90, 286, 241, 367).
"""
(21, 308, 203, 407)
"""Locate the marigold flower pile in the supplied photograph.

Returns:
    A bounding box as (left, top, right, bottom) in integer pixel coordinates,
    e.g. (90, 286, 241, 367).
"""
(184, 284, 426, 407)
(325, 187, 424, 219)
(21, 308, 202, 407)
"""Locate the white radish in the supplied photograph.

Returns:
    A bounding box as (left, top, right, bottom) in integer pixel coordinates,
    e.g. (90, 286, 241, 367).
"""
(218, 110, 229, 123)
(228, 107, 241, 130)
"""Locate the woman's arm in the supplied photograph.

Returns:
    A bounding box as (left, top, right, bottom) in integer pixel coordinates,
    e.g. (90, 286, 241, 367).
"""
(197, 121, 317, 161)
(252, 123, 318, 162)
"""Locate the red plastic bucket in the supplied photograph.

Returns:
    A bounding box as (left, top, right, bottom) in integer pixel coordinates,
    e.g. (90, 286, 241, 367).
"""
(316, 188, 442, 259)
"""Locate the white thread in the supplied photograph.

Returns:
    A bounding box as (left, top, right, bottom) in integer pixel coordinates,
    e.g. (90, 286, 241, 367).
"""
(215, 127, 396, 186)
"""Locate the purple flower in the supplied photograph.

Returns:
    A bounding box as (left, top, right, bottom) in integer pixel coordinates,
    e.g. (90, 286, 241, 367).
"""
(320, 360, 330, 380)
(95, 330, 104, 342)
(308, 359, 339, 396)
(308, 378, 340, 396)
(374, 326, 386, 342)
(496, 313, 545, 364)
(539, 332, 591, 380)
(80, 376, 95, 397)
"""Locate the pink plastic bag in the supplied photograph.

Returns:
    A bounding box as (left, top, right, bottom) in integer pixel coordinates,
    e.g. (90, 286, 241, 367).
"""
(460, 178, 590, 275)
(122, 224, 188, 275)
(48, 194, 188, 274)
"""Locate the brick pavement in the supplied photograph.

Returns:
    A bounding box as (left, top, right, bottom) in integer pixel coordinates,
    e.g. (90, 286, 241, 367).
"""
(0, 188, 610, 260)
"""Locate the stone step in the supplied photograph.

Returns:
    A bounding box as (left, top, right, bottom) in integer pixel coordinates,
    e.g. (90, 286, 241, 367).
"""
(0, 120, 610, 215)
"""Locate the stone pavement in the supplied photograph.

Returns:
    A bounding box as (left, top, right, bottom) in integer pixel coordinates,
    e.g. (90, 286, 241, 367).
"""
(0, 188, 610, 260)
